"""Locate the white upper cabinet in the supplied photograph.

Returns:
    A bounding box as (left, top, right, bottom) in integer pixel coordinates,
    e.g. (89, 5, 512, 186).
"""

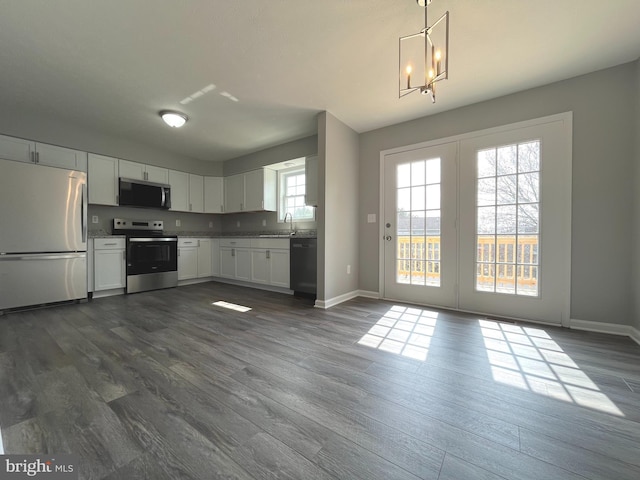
(224, 168, 277, 213)
(0, 134, 86, 171)
(305, 155, 318, 207)
(189, 174, 204, 213)
(119, 159, 168, 183)
(224, 173, 245, 213)
(204, 177, 224, 213)
(245, 168, 276, 212)
(88, 153, 119, 206)
(169, 169, 189, 212)
(0, 134, 32, 163)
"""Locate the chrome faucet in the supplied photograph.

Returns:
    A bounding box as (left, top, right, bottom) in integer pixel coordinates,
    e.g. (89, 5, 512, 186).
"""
(284, 212, 294, 235)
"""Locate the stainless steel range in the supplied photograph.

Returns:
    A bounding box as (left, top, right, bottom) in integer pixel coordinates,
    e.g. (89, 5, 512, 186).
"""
(113, 218, 178, 294)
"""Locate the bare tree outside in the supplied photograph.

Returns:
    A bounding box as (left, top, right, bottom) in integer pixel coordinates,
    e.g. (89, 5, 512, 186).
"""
(476, 140, 540, 296)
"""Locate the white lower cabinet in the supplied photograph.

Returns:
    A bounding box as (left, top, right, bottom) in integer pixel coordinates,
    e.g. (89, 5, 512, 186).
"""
(218, 238, 289, 289)
(178, 238, 213, 281)
(93, 237, 126, 292)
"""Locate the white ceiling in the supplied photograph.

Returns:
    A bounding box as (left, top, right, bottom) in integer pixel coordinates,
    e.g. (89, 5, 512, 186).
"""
(1, 0, 639, 163)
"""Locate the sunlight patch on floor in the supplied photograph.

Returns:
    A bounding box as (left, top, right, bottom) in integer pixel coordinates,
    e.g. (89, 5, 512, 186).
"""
(479, 320, 624, 416)
(212, 301, 252, 312)
(357, 305, 438, 361)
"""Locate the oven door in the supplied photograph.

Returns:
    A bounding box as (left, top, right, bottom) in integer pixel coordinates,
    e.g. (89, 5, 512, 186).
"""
(126, 237, 178, 275)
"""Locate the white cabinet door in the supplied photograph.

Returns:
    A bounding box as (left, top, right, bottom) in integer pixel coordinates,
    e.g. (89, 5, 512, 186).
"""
(93, 238, 126, 291)
(94, 250, 126, 290)
(169, 170, 189, 212)
(220, 247, 236, 278)
(189, 174, 204, 213)
(235, 248, 251, 281)
(224, 173, 244, 212)
(0, 134, 33, 163)
(244, 168, 277, 211)
(119, 159, 145, 180)
(250, 249, 269, 285)
(178, 247, 198, 280)
(197, 238, 212, 277)
(269, 249, 290, 288)
(36, 143, 86, 171)
(305, 155, 318, 207)
(204, 177, 224, 213)
(88, 153, 119, 206)
(146, 164, 169, 184)
(211, 239, 220, 276)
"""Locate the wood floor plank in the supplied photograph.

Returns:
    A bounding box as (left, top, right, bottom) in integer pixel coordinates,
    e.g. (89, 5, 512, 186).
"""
(230, 432, 338, 480)
(108, 388, 254, 480)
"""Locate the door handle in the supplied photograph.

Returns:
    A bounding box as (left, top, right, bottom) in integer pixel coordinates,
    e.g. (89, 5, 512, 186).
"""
(385, 235, 392, 241)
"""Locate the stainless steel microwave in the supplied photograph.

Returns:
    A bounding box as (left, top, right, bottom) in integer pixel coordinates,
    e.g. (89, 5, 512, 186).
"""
(119, 178, 171, 209)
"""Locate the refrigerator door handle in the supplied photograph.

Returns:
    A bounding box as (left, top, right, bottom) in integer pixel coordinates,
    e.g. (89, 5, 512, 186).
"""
(81, 182, 87, 243)
(0, 253, 86, 261)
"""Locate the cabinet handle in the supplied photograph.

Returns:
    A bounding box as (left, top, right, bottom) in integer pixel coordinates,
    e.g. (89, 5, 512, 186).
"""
(240, 202, 243, 211)
(232, 248, 235, 257)
(36, 152, 40, 164)
(104, 242, 117, 246)
(189, 203, 192, 211)
(122, 250, 126, 261)
(178, 249, 181, 256)
(266, 250, 270, 259)
(116, 194, 119, 204)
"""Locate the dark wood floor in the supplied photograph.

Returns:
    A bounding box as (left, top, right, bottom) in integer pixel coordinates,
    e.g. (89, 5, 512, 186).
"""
(1, 283, 640, 480)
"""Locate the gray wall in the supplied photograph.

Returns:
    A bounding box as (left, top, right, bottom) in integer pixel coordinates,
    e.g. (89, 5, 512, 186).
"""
(0, 105, 221, 176)
(222, 135, 317, 176)
(318, 112, 359, 302)
(359, 62, 638, 325)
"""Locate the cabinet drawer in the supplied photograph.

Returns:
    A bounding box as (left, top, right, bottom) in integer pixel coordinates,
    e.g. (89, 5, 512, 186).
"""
(94, 237, 125, 250)
(219, 238, 251, 248)
(178, 238, 201, 248)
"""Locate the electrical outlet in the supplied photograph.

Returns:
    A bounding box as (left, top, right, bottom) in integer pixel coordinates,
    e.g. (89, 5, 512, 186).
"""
(367, 214, 376, 223)
(91, 215, 99, 224)
(175, 219, 181, 227)
(262, 219, 267, 227)
(209, 221, 213, 228)
(236, 221, 241, 227)
(347, 265, 351, 274)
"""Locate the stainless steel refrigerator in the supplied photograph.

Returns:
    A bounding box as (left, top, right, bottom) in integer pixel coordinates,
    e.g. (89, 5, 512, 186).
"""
(0, 158, 87, 310)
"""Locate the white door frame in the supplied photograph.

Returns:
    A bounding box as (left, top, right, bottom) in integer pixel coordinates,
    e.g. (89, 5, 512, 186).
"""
(378, 112, 572, 327)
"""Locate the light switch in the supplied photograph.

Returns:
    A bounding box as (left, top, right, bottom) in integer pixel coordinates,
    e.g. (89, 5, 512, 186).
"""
(91, 215, 99, 224)
(367, 214, 376, 223)
(175, 219, 181, 227)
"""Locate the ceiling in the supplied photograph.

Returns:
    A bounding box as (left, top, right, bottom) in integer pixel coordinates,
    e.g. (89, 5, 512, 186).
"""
(1, 1, 639, 164)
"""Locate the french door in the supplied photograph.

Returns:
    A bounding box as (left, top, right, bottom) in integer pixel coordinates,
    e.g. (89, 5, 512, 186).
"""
(382, 114, 571, 325)
(383, 142, 458, 308)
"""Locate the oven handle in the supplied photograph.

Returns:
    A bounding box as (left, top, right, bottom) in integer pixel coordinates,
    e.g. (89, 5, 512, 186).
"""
(128, 237, 178, 243)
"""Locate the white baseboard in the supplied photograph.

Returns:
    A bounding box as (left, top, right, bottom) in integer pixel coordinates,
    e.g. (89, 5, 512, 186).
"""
(570, 318, 640, 346)
(315, 290, 361, 309)
(356, 290, 380, 299)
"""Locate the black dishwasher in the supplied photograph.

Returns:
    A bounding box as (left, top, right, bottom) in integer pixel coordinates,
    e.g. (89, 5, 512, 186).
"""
(290, 238, 317, 297)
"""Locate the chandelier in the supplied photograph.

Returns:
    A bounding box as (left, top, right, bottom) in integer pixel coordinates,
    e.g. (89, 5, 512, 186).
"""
(399, 0, 449, 103)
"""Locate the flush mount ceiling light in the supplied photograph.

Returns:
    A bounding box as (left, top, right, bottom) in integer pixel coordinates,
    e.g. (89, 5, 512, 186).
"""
(399, 0, 449, 103)
(159, 110, 188, 128)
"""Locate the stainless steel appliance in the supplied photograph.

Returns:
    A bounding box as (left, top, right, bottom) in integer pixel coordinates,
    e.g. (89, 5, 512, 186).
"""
(290, 237, 317, 297)
(119, 178, 171, 209)
(0, 159, 87, 311)
(113, 218, 178, 294)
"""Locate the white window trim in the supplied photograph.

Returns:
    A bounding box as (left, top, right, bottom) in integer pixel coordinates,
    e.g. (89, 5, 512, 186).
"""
(277, 166, 315, 222)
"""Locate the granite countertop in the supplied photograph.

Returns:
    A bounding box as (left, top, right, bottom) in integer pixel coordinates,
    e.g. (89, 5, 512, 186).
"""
(89, 230, 317, 239)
